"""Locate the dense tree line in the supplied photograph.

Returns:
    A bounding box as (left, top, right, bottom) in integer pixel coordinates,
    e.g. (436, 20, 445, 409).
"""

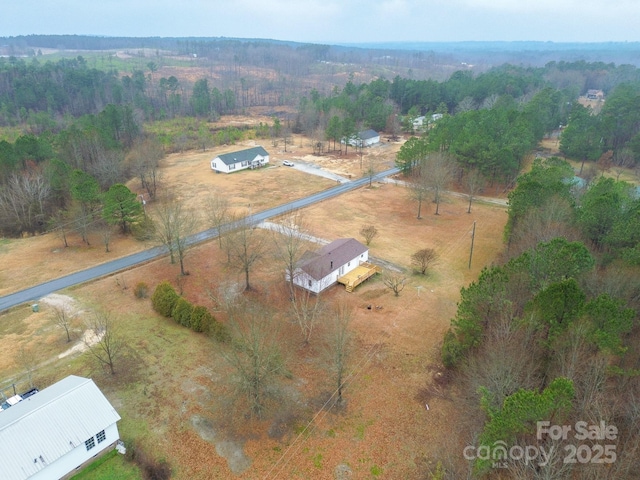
(3, 53, 640, 239)
(393, 88, 570, 183)
(0, 56, 242, 126)
(438, 157, 640, 478)
(561, 82, 640, 165)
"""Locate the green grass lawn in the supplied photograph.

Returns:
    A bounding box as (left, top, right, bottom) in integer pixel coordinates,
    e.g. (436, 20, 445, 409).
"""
(70, 450, 142, 480)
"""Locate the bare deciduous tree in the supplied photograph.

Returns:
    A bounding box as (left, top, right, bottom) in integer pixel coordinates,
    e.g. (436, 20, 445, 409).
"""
(0, 171, 51, 236)
(462, 168, 486, 214)
(359, 224, 378, 246)
(68, 201, 97, 246)
(127, 137, 164, 199)
(224, 215, 267, 291)
(87, 148, 126, 190)
(48, 209, 70, 248)
(411, 248, 438, 275)
(365, 154, 376, 187)
(84, 311, 124, 375)
(407, 166, 430, 219)
(97, 219, 113, 253)
(325, 304, 353, 406)
(51, 303, 76, 342)
(383, 271, 407, 297)
(270, 212, 325, 344)
(386, 110, 402, 141)
(270, 210, 310, 297)
(507, 196, 577, 259)
(152, 194, 200, 275)
(424, 152, 456, 215)
(290, 288, 325, 346)
(613, 148, 635, 181)
(223, 299, 286, 418)
(455, 96, 478, 114)
(204, 193, 230, 248)
(596, 149, 614, 176)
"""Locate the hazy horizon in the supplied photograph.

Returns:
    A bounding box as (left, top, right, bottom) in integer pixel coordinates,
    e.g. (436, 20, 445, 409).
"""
(2, 1, 638, 45)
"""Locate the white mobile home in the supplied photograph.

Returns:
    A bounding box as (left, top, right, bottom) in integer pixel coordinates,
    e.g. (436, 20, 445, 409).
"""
(210, 146, 270, 173)
(352, 129, 380, 148)
(292, 238, 369, 293)
(0, 376, 121, 480)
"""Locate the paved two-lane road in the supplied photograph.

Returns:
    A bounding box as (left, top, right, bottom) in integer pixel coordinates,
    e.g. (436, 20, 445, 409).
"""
(0, 168, 399, 312)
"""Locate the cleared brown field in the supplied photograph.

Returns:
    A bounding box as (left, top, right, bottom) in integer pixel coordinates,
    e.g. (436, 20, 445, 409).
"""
(0, 167, 508, 478)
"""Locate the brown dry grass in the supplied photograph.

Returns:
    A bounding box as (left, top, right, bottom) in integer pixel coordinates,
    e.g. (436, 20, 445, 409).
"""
(0, 129, 401, 296)
(0, 119, 510, 478)
(0, 141, 335, 296)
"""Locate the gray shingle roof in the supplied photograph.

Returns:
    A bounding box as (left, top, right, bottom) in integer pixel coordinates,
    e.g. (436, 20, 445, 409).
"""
(358, 129, 379, 140)
(216, 146, 269, 166)
(299, 238, 368, 280)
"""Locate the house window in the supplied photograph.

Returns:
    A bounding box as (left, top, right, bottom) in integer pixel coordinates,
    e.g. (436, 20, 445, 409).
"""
(96, 430, 106, 444)
(241, 161, 248, 167)
(348, 262, 351, 266)
(229, 164, 236, 170)
(308, 280, 312, 287)
(85, 437, 95, 451)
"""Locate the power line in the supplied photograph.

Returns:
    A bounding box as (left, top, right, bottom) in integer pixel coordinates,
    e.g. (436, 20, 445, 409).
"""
(263, 342, 382, 480)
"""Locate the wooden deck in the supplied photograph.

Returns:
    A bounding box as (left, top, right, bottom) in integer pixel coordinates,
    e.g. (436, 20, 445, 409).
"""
(337, 262, 382, 292)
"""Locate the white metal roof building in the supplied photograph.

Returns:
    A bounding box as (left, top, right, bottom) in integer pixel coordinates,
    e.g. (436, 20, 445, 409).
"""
(0, 375, 121, 480)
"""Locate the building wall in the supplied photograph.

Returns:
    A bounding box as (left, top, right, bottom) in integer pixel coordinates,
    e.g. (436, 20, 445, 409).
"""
(293, 251, 368, 293)
(29, 423, 120, 480)
(210, 158, 230, 173)
(211, 154, 270, 174)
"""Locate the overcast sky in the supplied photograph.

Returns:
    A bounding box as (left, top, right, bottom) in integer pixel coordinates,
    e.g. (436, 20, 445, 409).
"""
(2, 0, 638, 44)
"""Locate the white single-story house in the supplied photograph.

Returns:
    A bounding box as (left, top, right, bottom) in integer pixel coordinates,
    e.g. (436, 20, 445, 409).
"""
(0, 375, 121, 480)
(291, 238, 369, 294)
(357, 129, 380, 147)
(431, 113, 444, 122)
(210, 146, 270, 173)
(344, 129, 380, 148)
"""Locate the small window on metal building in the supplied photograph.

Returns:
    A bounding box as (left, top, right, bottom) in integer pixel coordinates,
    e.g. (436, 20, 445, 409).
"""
(85, 437, 95, 451)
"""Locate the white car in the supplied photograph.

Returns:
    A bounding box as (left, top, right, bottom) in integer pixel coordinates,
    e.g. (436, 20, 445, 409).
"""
(282, 160, 294, 167)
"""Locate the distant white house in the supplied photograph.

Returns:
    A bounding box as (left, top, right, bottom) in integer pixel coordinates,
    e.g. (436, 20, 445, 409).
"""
(431, 113, 444, 122)
(291, 238, 369, 294)
(0, 375, 121, 480)
(586, 89, 604, 100)
(412, 116, 426, 129)
(210, 146, 270, 173)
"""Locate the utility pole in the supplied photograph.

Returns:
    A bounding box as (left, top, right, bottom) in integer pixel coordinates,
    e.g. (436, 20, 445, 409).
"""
(468, 221, 476, 270)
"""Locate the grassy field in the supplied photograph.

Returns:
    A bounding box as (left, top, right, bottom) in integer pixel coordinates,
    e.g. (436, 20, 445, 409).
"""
(70, 451, 142, 480)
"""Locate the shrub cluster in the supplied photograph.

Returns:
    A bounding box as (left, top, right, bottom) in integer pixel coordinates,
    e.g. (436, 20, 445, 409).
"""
(134, 282, 149, 299)
(151, 282, 230, 342)
(151, 281, 179, 317)
(125, 440, 171, 480)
